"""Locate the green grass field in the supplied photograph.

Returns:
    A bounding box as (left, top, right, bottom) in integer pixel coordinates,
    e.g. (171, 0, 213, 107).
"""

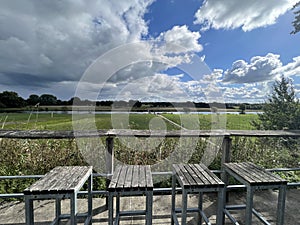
(0, 112, 258, 130)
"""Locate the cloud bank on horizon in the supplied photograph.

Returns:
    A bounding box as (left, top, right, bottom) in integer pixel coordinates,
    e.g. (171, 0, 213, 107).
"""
(0, 0, 299, 103)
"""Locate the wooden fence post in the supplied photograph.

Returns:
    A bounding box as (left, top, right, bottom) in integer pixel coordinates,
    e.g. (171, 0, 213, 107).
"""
(221, 135, 232, 181)
(106, 137, 114, 207)
(221, 135, 232, 206)
(106, 137, 114, 179)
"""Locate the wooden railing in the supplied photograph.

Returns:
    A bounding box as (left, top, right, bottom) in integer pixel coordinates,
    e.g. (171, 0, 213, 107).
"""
(0, 129, 299, 199)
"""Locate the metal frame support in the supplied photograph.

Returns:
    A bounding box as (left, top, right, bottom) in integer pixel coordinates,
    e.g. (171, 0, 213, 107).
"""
(108, 190, 153, 225)
(171, 168, 225, 225)
(24, 173, 93, 225)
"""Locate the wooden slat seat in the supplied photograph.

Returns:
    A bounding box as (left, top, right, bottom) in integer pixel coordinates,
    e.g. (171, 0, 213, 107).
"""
(24, 166, 92, 195)
(108, 165, 153, 192)
(24, 166, 93, 225)
(173, 164, 224, 189)
(224, 162, 287, 186)
(108, 165, 153, 225)
(171, 164, 225, 225)
(224, 162, 287, 225)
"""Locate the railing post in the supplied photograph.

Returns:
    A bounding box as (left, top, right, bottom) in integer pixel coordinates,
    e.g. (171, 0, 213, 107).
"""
(221, 135, 232, 174)
(106, 137, 114, 207)
(221, 135, 232, 181)
(221, 135, 232, 207)
(106, 137, 114, 179)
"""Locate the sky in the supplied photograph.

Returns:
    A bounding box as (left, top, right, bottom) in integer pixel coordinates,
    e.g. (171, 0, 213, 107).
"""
(0, 0, 300, 103)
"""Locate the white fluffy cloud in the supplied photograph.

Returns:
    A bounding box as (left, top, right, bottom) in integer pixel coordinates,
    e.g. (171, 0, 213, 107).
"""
(272, 56, 300, 77)
(156, 25, 203, 53)
(223, 53, 282, 83)
(194, 0, 298, 31)
(222, 53, 300, 85)
(0, 0, 154, 98)
(0, 1, 206, 100)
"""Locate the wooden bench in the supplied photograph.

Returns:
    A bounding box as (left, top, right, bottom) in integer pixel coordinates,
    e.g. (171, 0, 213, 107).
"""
(24, 166, 93, 225)
(224, 162, 287, 225)
(171, 164, 225, 225)
(108, 165, 153, 225)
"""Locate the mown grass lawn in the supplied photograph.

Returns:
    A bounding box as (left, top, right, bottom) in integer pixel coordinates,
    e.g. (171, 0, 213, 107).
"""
(161, 113, 258, 130)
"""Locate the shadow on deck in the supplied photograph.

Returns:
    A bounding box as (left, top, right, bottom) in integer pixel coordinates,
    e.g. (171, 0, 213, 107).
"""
(0, 189, 299, 225)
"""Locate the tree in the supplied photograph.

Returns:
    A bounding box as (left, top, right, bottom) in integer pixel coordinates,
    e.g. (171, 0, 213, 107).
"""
(0, 91, 26, 108)
(239, 104, 246, 114)
(291, 2, 300, 34)
(39, 94, 57, 105)
(253, 76, 300, 130)
(26, 94, 40, 106)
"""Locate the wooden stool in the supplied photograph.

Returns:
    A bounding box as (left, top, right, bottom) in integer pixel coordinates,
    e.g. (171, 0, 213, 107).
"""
(171, 164, 225, 225)
(108, 165, 153, 225)
(24, 166, 93, 225)
(224, 162, 287, 225)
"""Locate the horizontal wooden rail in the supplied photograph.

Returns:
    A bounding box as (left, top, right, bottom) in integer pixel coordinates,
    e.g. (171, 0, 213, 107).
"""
(1, 129, 300, 139)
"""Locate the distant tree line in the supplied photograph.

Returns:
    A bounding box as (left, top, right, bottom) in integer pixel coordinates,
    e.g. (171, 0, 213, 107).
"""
(0, 90, 263, 110)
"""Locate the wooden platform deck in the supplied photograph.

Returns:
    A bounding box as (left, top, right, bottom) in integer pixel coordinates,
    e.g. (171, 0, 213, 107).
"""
(0, 189, 299, 225)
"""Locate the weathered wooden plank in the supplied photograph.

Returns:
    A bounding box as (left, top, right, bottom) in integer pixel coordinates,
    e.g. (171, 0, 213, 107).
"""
(24, 166, 92, 194)
(234, 163, 266, 183)
(131, 165, 140, 188)
(199, 164, 224, 185)
(173, 164, 190, 187)
(109, 165, 153, 191)
(145, 165, 153, 188)
(225, 163, 257, 184)
(50, 167, 79, 191)
(246, 162, 286, 183)
(178, 164, 198, 186)
(24, 168, 61, 193)
(108, 166, 122, 189)
(2, 129, 300, 139)
(139, 166, 146, 188)
(184, 164, 204, 185)
(194, 164, 219, 186)
(173, 164, 224, 189)
(124, 166, 133, 188)
(116, 165, 127, 189)
(192, 164, 212, 185)
(225, 162, 287, 186)
(237, 162, 280, 183)
(66, 166, 92, 191)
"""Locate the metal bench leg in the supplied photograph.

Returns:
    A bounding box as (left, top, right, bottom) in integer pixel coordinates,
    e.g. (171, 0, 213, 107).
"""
(56, 198, 61, 225)
(25, 196, 34, 225)
(70, 193, 78, 225)
(108, 193, 114, 225)
(216, 188, 225, 225)
(146, 190, 153, 225)
(198, 192, 203, 225)
(245, 186, 254, 225)
(171, 172, 176, 225)
(116, 195, 120, 217)
(277, 184, 286, 225)
(88, 174, 93, 225)
(181, 189, 188, 225)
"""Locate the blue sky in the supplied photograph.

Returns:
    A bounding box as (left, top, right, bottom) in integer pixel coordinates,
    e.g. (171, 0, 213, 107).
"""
(0, 0, 299, 103)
